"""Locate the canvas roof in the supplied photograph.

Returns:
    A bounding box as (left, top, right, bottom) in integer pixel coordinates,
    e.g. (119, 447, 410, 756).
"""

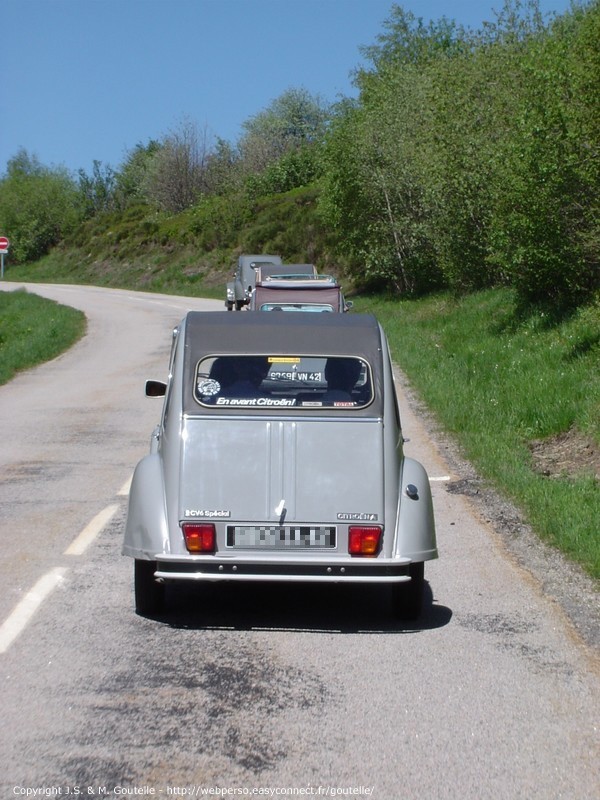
(181, 312, 385, 415)
(255, 263, 317, 280)
(253, 283, 342, 310)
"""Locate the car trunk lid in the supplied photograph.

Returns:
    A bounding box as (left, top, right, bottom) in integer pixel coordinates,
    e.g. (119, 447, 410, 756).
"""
(179, 417, 384, 528)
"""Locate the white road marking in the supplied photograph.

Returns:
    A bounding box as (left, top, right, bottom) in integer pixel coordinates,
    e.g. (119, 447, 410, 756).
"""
(0, 568, 67, 654)
(64, 504, 119, 555)
(117, 475, 132, 496)
(0, 498, 123, 653)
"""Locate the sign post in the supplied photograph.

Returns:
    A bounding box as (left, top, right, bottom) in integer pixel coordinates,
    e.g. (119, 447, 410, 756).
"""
(0, 237, 10, 278)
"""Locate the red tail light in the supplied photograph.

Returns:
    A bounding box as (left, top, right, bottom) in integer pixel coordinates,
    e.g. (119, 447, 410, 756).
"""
(182, 523, 216, 553)
(348, 525, 382, 556)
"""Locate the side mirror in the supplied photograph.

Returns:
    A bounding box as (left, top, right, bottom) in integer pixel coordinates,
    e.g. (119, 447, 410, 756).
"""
(145, 380, 167, 397)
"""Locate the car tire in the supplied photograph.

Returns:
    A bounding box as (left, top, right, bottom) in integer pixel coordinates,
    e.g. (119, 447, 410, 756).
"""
(392, 562, 424, 620)
(226, 301, 233, 311)
(134, 560, 165, 615)
(235, 300, 244, 311)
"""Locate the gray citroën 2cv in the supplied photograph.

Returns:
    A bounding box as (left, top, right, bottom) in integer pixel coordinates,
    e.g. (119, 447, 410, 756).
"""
(123, 311, 437, 618)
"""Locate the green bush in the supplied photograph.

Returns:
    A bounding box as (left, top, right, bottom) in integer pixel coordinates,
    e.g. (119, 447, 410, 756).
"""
(0, 151, 83, 263)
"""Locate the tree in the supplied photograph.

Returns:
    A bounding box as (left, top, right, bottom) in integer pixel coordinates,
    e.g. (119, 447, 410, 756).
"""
(78, 160, 118, 217)
(143, 119, 214, 213)
(485, 1, 600, 307)
(115, 140, 161, 205)
(203, 137, 242, 195)
(356, 4, 466, 77)
(238, 88, 330, 176)
(0, 149, 82, 263)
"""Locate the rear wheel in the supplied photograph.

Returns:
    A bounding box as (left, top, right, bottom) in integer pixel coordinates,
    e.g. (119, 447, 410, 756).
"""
(235, 300, 244, 311)
(392, 562, 425, 620)
(226, 301, 233, 311)
(134, 560, 165, 615)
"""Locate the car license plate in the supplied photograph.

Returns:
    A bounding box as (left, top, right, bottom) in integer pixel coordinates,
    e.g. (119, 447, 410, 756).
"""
(227, 525, 335, 549)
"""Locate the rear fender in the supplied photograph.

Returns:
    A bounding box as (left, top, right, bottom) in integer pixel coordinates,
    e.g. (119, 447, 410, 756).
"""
(122, 454, 169, 559)
(394, 457, 437, 562)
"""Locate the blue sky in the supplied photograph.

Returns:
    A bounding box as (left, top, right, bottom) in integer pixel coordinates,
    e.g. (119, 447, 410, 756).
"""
(2, 0, 574, 176)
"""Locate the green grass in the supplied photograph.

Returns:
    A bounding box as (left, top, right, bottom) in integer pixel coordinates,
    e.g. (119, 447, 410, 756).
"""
(355, 289, 600, 579)
(7, 243, 227, 301)
(0, 289, 86, 385)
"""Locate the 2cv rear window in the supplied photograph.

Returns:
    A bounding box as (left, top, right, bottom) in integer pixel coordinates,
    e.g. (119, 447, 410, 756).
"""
(194, 355, 373, 409)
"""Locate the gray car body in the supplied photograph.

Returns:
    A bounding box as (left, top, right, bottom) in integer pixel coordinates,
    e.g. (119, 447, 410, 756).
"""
(123, 312, 437, 612)
(225, 254, 282, 310)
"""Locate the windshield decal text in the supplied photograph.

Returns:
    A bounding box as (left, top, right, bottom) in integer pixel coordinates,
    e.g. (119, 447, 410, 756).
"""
(216, 397, 297, 407)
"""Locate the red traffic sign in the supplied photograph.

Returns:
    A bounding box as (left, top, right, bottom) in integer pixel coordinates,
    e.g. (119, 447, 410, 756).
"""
(0, 237, 9, 249)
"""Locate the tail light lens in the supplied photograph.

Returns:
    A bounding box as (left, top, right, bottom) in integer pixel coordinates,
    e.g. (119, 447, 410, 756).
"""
(182, 523, 216, 553)
(348, 525, 382, 556)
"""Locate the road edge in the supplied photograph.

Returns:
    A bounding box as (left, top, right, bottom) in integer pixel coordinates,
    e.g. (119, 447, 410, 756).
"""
(393, 363, 600, 655)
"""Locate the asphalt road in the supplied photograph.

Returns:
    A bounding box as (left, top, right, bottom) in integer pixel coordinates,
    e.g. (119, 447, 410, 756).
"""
(0, 283, 598, 799)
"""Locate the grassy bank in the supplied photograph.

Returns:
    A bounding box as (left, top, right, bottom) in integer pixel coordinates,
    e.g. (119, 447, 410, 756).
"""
(6, 240, 227, 301)
(5, 186, 341, 301)
(355, 289, 600, 579)
(0, 289, 86, 385)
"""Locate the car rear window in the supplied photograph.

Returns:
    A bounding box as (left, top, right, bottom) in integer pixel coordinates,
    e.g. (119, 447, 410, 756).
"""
(194, 355, 373, 409)
(259, 303, 334, 312)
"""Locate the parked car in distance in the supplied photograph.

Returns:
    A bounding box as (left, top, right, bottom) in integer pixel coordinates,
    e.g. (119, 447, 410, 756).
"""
(225, 254, 282, 310)
(123, 312, 437, 619)
(250, 274, 352, 312)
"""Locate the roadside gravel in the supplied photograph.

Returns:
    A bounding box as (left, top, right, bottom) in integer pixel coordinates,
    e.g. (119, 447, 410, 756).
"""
(394, 366, 600, 654)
